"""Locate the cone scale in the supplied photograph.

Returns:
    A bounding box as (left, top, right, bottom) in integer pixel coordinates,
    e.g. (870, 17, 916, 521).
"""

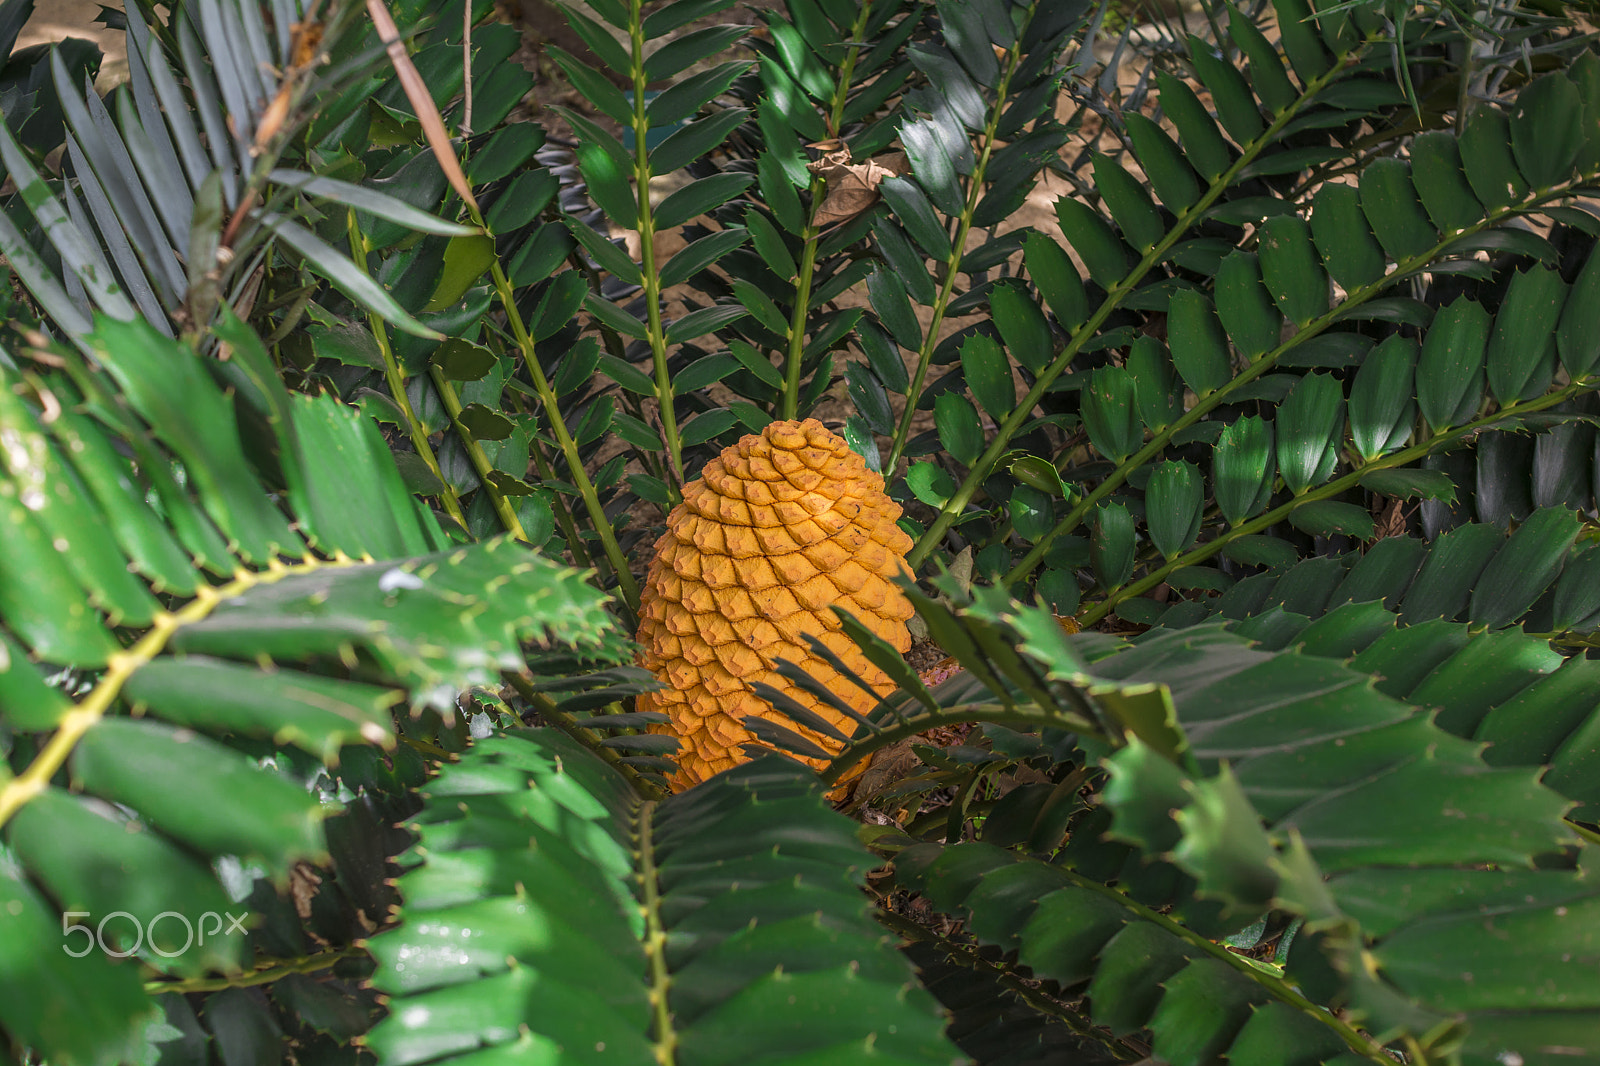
(636, 419, 915, 790)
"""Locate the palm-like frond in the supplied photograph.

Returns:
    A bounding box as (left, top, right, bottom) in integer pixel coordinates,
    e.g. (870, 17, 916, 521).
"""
(0, 0, 473, 345)
(0, 315, 626, 1063)
(366, 739, 964, 1065)
(758, 588, 1596, 1061)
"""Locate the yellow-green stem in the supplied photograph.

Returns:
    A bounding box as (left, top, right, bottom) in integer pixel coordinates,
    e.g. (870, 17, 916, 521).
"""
(428, 365, 528, 542)
(1002, 167, 1600, 585)
(779, 2, 875, 421)
(908, 49, 1370, 572)
(1047, 867, 1393, 1063)
(630, 0, 686, 494)
(146, 946, 365, 995)
(1080, 379, 1595, 626)
(0, 557, 328, 829)
(638, 800, 677, 1066)
(884, 0, 1038, 474)
(506, 674, 658, 790)
(346, 211, 468, 531)
(462, 210, 641, 607)
(528, 433, 608, 582)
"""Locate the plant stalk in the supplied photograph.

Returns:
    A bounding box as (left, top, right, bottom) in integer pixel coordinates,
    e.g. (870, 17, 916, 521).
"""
(1004, 167, 1600, 585)
(478, 248, 643, 610)
(907, 48, 1370, 571)
(1080, 378, 1596, 626)
(0, 557, 334, 830)
(638, 800, 677, 1066)
(145, 946, 366, 995)
(884, 0, 1039, 474)
(779, 1, 875, 421)
(344, 211, 468, 531)
(427, 365, 529, 542)
(629, 0, 687, 494)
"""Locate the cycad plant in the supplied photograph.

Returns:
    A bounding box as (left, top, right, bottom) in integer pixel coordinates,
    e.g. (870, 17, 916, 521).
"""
(2, 0, 1600, 1062)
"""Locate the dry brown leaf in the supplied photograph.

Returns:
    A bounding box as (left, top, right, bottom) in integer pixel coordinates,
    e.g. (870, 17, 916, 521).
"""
(289, 862, 323, 922)
(805, 141, 911, 229)
(1373, 497, 1411, 540)
(850, 736, 923, 810)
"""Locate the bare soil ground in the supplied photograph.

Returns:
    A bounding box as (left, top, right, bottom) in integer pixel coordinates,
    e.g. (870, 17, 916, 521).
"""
(19, 0, 128, 89)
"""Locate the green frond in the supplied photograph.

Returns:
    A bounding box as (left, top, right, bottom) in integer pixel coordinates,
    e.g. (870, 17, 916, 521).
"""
(366, 736, 964, 1065)
(0, 315, 628, 1062)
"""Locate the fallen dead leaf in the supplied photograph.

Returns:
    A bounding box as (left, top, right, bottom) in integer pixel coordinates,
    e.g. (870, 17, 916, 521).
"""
(806, 140, 911, 229)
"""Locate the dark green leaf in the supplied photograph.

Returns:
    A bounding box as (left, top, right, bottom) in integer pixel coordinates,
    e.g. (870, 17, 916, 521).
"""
(644, 0, 737, 36)
(1055, 194, 1129, 287)
(1510, 73, 1584, 188)
(1272, 0, 1332, 81)
(1399, 523, 1504, 624)
(1286, 500, 1374, 538)
(508, 223, 577, 287)
(1092, 502, 1136, 590)
(645, 24, 747, 81)
(1214, 416, 1276, 525)
(1312, 182, 1388, 291)
(746, 207, 799, 281)
(1094, 153, 1164, 250)
(875, 217, 938, 305)
(1460, 107, 1529, 211)
(1485, 266, 1566, 404)
(1257, 216, 1326, 326)
(1011, 484, 1055, 543)
(1024, 231, 1088, 331)
(935, 391, 985, 466)
(1157, 71, 1234, 180)
(1214, 252, 1280, 359)
(655, 173, 755, 231)
(667, 304, 748, 345)
(483, 168, 560, 233)
(990, 280, 1053, 375)
(879, 177, 952, 259)
(1469, 507, 1583, 629)
(1348, 335, 1418, 461)
(679, 407, 740, 446)
(651, 102, 750, 173)
(568, 217, 644, 285)
(649, 61, 752, 129)
(907, 460, 958, 506)
(1128, 336, 1184, 430)
(868, 265, 922, 350)
(1188, 35, 1265, 143)
(1416, 295, 1489, 430)
(1557, 240, 1600, 381)
(547, 46, 633, 125)
(1275, 372, 1344, 493)
(586, 291, 649, 340)
(613, 412, 665, 450)
(1081, 365, 1143, 464)
(1146, 460, 1203, 559)
(1228, 6, 1296, 115)
(901, 114, 967, 216)
(1408, 131, 1482, 234)
(1166, 289, 1232, 396)
(1359, 469, 1456, 502)
(659, 227, 749, 289)
(1126, 113, 1200, 213)
(961, 333, 1013, 419)
(1359, 158, 1437, 263)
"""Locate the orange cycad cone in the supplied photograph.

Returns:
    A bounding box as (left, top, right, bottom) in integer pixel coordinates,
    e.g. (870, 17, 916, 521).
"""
(637, 419, 915, 790)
